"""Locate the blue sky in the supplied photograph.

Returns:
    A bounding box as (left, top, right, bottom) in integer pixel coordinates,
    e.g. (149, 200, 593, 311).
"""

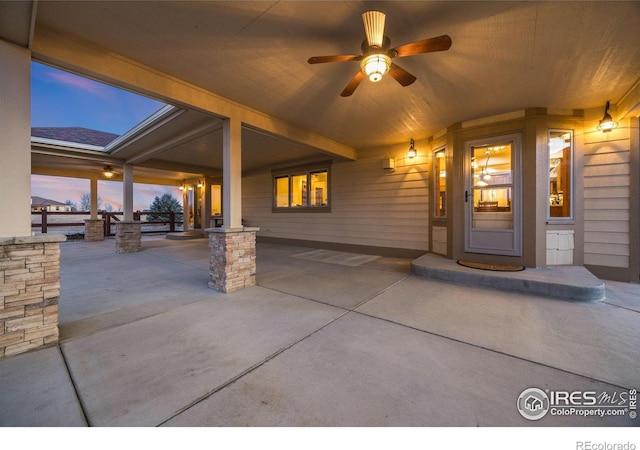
(31, 62, 165, 134)
(31, 62, 179, 210)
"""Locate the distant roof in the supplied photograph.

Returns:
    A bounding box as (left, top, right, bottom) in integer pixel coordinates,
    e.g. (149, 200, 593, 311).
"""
(31, 127, 119, 147)
(31, 196, 67, 207)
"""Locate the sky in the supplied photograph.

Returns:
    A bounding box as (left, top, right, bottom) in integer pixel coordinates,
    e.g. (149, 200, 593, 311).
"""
(31, 62, 179, 210)
(31, 62, 165, 134)
(31, 175, 181, 212)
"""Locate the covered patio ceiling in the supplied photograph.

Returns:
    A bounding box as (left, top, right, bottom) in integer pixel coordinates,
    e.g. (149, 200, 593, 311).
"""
(1, 1, 639, 183)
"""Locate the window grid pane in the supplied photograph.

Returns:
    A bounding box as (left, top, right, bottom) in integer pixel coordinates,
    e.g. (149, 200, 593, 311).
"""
(275, 176, 290, 207)
(291, 174, 307, 207)
(309, 171, 328, 207)
(548, 130, 572, 219)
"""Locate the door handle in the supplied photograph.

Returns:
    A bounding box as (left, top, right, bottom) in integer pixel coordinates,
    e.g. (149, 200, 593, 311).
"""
(465, 190, 469, 202)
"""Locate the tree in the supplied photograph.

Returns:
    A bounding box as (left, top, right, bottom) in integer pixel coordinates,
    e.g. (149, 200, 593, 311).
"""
(148, 193, 182, 221)
(80, 193, 102, 211)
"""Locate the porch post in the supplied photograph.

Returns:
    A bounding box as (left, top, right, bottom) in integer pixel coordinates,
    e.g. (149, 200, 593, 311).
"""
(0, 40, 65, 359)
(123, 163, 134, 222)
(84, 176, 104, 241)
(0, 40, 31, 238)
(115, 163, 141, 253)
(207, 117, 258, 292)
(90, 177, 99, 219)
(222, 117, 243, 229)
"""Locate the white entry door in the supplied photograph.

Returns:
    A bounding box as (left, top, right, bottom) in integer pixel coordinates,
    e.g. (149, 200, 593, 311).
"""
(464, 134, 522, 256)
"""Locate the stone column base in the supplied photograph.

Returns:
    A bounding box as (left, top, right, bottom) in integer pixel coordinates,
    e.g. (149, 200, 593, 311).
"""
(0, 235, 66, 359)
(207, 227, 259, 293)
(115, 221, 141, 253)
(84, 219, 104, 241)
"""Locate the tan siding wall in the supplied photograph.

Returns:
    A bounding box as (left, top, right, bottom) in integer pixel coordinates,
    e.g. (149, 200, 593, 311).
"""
(243, 147, 430, 252)
(583, 130, 630, 268)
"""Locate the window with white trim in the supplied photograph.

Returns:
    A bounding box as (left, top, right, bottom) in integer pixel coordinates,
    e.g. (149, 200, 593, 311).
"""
(548, 130, 573, 220)
(273, 163, 331, 212)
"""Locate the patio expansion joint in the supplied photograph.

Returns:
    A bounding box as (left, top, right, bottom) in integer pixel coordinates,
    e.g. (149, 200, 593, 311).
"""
(155, 307, 352, 427)
(601, 300, 640, 315)
(351, 310, 635, 393)
(257, 274, 412, 313)
(58, 344, 91, 426)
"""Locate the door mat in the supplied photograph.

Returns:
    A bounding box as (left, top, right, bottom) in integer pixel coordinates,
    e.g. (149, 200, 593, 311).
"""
(457, 260, 524, 272)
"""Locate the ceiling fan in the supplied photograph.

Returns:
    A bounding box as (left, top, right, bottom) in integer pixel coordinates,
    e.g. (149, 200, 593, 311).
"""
(308, 11, 452, 97)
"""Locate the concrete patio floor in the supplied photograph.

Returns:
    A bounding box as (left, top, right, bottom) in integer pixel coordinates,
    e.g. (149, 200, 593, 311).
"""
(1, 235, 639, 427)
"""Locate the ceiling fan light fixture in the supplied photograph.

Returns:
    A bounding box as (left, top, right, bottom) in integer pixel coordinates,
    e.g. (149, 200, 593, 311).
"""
(102, 165, 114, 178)
(361, 53, 391, 82)
(362, 11, 386, 48)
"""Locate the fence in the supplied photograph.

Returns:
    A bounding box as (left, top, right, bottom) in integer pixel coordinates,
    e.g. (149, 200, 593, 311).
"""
(31, 210, 184, 236)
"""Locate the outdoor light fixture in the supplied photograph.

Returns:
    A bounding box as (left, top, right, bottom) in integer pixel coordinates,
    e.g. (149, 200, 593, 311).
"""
(407, 138, 417, 159)
(102, 166, 114, 178)
(597, 101, 618, 132)
(360, 53, 391, 82)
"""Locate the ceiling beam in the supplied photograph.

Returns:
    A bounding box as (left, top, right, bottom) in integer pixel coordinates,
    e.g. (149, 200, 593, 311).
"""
(107, 105, 186, 155)
(31, 25, 358, 162)
(125, 121, 223, 165)
(135, 159, 222, 178)
(31, 165, 182, 186)
(31, 142, 121, 164)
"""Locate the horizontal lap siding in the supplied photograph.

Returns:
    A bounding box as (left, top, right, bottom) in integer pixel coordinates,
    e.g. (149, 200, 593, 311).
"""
(583, 134, 630, 268)
(243, 151, 430, 251)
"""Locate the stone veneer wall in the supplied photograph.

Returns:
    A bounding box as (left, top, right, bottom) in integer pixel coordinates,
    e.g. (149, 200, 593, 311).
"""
(208, 227, 259, 293)
(84, 219, 104, 241)
(116, 221, 141, 253)
(0, 235, 66, 359)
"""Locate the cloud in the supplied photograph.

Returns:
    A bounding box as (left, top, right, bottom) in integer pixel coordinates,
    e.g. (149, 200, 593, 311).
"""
(48, 71, 113, 100)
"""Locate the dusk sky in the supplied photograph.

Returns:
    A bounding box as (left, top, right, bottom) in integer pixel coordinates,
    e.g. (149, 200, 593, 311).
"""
(31, 62, 178, 211)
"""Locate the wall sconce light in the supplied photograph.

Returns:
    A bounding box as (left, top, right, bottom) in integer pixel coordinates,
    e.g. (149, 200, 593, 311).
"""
(407, 138, 417, 159)
(597, 101, 618, 132)
(102, 166, 115, 178)
(197, 181, 204, 188)
(178, 186, 184, 191)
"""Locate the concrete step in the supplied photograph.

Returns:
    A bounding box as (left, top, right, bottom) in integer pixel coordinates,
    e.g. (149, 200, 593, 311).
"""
(166, 231, 206, 240)
(411, 253, 605, 302)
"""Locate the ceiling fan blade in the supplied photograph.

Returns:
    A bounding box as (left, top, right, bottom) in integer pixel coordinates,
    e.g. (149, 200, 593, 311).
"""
(392, 35, 452, 58)
(362, 11, 386, 48)
(308, 55, 360, 64)
(388, 63, 417, 87)
(340, 71, 366, 97)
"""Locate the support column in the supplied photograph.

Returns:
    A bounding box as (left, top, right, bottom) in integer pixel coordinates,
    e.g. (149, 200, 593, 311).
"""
(84, 177, 104, 241)
(207, 117, 259, 292)
(0, 40, 32, 238)
(203, 178, 212, 229)
(116, 163, 141, 252)
(207, 227, 259, 292)
(122, 164, 134, 222)
(180, 183, 191, 231)
(0, 235, 66, 358)
(222, 117, 243, 229)
(0, 42, 65, 358)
